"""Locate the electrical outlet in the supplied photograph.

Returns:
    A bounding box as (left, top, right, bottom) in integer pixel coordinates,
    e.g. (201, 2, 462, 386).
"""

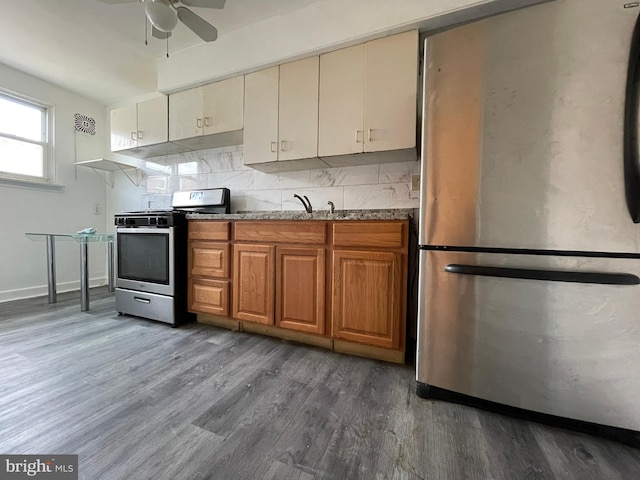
(411, 175, 420, 191)
(93, 203, 102, 215)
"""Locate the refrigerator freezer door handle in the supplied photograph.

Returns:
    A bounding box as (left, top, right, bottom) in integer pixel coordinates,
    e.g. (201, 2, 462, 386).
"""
(624, 11, 640, 223)
(444, 264, 640, 285)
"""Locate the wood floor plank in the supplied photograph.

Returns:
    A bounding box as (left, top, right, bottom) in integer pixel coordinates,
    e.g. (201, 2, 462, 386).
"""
(476, 411, 555, 478)
(1, 288, 639, 480)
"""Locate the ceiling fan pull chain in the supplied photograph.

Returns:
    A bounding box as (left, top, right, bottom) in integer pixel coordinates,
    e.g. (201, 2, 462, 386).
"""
(166, 36, 169, 58)
(144, 13, 148, 46)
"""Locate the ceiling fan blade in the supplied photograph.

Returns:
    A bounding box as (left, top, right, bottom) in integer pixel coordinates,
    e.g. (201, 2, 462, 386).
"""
(152, 26, 172, 39)
(180, 0, 226, 8)
(176, 7, 218, 42)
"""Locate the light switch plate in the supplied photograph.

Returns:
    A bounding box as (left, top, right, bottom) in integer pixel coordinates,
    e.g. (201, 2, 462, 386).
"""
(411, 175, 420, 191)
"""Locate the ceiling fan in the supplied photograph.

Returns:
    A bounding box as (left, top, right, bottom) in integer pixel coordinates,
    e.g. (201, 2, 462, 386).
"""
(98, 0, 226, 43)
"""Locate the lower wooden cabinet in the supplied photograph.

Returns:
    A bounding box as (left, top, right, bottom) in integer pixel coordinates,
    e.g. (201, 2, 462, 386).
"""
(188, 237, 230, 316)
(276, 247, 325, 335)
(189, 278, 229, 316)
(331, 250, 403, 349)
(188, 219, 409, 363)
(232, 244, 275, 325)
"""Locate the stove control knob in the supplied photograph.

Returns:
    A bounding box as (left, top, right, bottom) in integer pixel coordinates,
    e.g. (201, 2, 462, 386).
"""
(126, 218, 135, 225)
(157, 217, 168, 225)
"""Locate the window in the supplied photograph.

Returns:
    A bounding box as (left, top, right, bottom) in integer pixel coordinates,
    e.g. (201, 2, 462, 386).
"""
(0, 90, 53, 184)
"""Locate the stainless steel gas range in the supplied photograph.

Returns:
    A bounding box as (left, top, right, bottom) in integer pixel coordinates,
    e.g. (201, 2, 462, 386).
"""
(114, 188, 230, 326)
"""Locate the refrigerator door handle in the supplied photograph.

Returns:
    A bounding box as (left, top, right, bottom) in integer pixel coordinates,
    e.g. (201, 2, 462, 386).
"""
(624, 12, 640, 223)
(444, 264, 640, 285)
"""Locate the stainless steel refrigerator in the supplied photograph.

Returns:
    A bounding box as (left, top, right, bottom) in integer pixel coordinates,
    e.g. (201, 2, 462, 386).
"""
(416, 0, 640, 438)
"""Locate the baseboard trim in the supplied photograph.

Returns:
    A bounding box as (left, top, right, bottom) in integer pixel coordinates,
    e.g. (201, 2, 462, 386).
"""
(0, 277, 108, 303)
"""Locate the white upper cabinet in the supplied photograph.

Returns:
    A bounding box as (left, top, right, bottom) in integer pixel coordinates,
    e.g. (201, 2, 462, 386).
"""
(243, 66, 279, 165)
(318, 44, 365, 157)
(364, 31, 418, 153)
(169, 76, 244, 147)
(110, 96, 168, 152)
(244, 57, 322, 168)
(169, 87, 203, 142)
(278, 56, 320, 162)
(110, 103, 137, 152)
(137, 96, 170, 147)
(319, 30, 418, 157)
(203, 76, 244, 136)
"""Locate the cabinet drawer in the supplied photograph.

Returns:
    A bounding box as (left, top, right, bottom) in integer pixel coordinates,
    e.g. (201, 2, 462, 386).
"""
(189, 278, 229, 316)
(189, 241, 230, 278)
(189, 221, 231, 241)
(332, 221, 406, 248)
(235, 221, 327, 244)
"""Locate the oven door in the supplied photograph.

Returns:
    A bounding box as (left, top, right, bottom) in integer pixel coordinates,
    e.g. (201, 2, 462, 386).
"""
(116, 227, 175, 296)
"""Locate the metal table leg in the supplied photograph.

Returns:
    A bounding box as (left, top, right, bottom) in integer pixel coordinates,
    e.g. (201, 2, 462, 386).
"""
(108, 241, 115, 292)
(80, 241, 89, 312)
(45, 235, 57, 304)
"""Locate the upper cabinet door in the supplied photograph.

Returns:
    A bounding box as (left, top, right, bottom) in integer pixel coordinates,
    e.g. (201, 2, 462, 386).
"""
(110, 103, 137, 152)
(202, 76, 244, 136)
(169, 86, 203, 142)
(136, 96, 168, 147)
(318, 44, 365, 157)
(278, 56, 319, 162)
(244, 66, 279, 165)
(364, 30, 418, 153)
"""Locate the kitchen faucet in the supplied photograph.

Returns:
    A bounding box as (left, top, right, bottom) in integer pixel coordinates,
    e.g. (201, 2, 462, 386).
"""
(327, 201, 335, 214)
(293, 194, 313, 213)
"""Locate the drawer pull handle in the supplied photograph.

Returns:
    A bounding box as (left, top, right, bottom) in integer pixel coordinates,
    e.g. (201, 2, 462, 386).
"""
(444, 264, 640, 285)
(134, 297, 151, 304)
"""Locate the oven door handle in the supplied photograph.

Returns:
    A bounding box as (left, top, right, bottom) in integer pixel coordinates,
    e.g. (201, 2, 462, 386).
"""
(134, 296, 151, 304)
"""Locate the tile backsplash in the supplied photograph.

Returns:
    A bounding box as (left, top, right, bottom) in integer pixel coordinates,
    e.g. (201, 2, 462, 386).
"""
(139, 145, 420, 213)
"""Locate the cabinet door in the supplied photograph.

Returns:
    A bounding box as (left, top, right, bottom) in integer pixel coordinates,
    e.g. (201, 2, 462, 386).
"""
(332, 250, 402, 349)
(202, 76, 244, 135)
(278, 57, 319, 161)
(243, 66, 279, 165)
(189, 241, 230, 278)
(232, 244, 275, 324)
(110, 104, 137, 151)
(169, 86, 203, 141)
(189, 278, 229, 316)
(276, 247, 325, 335)
(364, 30, 418, 153)
(137, 96, 168, 147)
(318, 44, 365, 157)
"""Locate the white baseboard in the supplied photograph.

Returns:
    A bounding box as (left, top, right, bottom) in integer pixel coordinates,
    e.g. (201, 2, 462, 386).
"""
(0, 277, 109, 303)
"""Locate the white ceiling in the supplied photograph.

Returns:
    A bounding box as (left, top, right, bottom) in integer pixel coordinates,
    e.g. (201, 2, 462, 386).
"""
(0, 0, 322, 106)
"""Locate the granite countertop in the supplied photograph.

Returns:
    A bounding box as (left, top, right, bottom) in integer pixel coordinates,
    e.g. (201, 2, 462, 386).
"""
(186, 208, 414, 221)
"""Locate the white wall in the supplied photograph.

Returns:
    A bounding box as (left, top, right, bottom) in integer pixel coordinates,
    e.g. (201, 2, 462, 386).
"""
(106, 146, 420, 221)
(0, 63, 109, 302)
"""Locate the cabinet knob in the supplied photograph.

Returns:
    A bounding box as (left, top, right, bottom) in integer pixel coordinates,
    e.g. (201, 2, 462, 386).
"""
(280, 140, 286, 152)
(367, 128, 373, 142)
(355, 130, 362, 144)
(196, 118, 203, 128)
(137, 131, 143, 140)
(130, 131, 137, 141)
(270, 141, 277, 153)
(204, 117, 210, 127)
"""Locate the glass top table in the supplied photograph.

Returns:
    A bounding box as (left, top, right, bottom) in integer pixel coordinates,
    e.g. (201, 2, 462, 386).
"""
(25, 233, 116, 311)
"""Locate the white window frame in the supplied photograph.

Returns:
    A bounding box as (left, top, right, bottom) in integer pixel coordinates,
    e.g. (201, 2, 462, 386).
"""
(0, 88, 56, 189)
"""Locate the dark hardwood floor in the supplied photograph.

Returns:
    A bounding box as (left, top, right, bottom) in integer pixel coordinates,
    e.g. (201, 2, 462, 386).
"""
(1, 288, 639, 479)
